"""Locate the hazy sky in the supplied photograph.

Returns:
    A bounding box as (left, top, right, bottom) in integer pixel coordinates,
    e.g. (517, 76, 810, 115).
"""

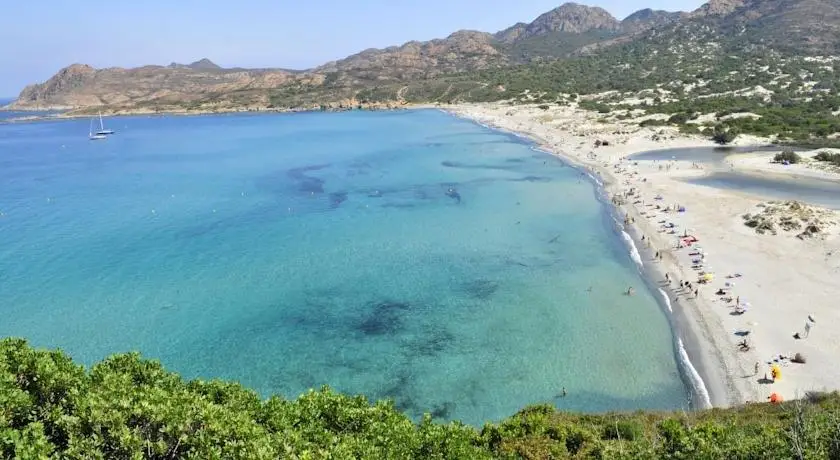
(0, 0, 705, 96)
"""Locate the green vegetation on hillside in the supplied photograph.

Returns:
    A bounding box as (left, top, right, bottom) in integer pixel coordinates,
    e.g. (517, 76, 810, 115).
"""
(3, 338, 840, 459)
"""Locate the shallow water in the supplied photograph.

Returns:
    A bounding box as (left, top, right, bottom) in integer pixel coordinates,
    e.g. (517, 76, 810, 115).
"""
(684, 171, 840, 210)
(0, 98, 59, 121)
(0, 109, 686, 424)
(628, 146, 777, 164)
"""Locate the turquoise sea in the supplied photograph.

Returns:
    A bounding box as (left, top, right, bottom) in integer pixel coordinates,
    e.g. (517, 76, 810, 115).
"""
(0, 109, 686, 424)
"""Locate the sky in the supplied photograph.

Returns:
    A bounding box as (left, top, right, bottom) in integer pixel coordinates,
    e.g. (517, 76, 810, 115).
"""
(0, 0, 706, 97)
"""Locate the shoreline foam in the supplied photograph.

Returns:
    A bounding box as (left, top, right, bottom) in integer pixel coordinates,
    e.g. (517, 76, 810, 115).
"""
(443, 107, 721, 409)
(446, 102, 840, 410)
(441, 102, 840, 411)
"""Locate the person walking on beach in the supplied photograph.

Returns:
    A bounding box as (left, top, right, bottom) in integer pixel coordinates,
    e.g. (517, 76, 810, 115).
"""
(665, 273, 670, 284)
(754, 362, 760, 376)
(804, 321, 812, 338)
(694, 289, 699, 299)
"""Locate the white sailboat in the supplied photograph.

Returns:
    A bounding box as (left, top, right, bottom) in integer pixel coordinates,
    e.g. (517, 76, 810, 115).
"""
(89, 118, 106, 140)
(95, 112, 115, 135)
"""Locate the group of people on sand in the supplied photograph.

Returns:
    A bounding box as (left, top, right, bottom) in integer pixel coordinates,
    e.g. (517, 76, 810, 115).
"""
(614, 154, 831, 405)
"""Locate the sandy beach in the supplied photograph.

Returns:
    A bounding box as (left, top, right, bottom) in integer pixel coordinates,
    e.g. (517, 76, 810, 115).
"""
(728, 149, 840, 182)
(448, 102, 840, 408)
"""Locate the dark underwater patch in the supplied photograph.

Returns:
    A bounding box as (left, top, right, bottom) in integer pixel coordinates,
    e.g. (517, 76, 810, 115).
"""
(286, 164, 331, 194)
(405, 328, 456, 357)
(510, 175, 551, 183)
(381, 370, 418, 414)
(440, 160, 518, 172)
(430, 402, 456, 419)
(356, 300, 411, 336)
(329, 191, 348, 208)
(460, 279, 499, 301)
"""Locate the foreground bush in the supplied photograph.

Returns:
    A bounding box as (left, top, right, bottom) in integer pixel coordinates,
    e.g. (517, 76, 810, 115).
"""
(712, 125, 739, 145)
(2, 338, 840, 459)
(815, 150, 840, 166)
(774, 150, 802, 164)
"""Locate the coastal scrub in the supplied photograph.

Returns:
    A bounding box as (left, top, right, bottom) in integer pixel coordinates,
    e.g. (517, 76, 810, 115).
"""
(2, 338, 840, 459)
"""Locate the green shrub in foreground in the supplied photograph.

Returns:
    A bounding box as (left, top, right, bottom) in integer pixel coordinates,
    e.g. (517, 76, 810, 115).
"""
(2, 338, 840, 459)
(815, 150, 840, 166)
(774, 150, 801, 164)
(712, 125, 739, 145)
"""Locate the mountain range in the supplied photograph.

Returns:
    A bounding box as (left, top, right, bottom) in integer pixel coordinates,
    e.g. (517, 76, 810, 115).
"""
(8, 0, 840, 112)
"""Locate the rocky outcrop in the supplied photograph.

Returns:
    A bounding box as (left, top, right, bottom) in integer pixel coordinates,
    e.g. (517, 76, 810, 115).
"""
(15, 64, 97, 108)
(316, 30, 503, 84)
(315, 3, 627, 82)
(168, 58, 223, 71)
(10, 63, 317, 110)
(519, 3, 620, 38)
(687, 0, 840, 53)
(493, 22, 528, 44)
(691, 0, 747, 17)
(620, 9, 684, 33)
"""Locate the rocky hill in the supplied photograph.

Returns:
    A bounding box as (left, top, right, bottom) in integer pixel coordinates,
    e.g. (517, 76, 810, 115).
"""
(167, 58, 223, 71)
(620, 8, 685, 33)
(518, 3, 620, 37)
(11, 62, 321, 110)
(315, 30, 504, 85)
(8, 0, 840, 112)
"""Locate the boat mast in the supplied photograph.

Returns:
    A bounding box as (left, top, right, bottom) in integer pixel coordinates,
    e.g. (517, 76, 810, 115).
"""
(99, 112, 104, 130)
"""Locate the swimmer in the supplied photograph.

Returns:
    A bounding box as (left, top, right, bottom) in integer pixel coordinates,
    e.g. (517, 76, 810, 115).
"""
(626, 286, 635, 296)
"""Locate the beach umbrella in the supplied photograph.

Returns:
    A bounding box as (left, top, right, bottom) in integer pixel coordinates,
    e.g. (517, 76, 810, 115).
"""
(771, 364, 782, 381)
(808, 314, 816, 323)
